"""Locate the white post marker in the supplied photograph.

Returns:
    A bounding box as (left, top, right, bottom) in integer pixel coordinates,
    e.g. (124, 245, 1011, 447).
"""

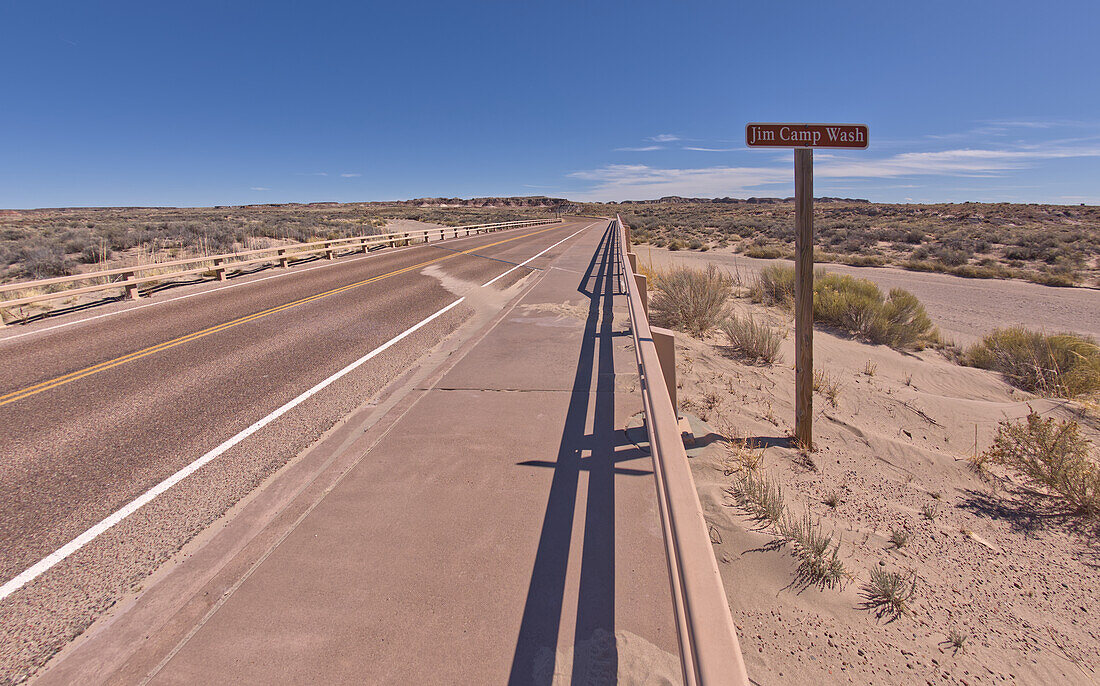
(745, 123, 869, 449)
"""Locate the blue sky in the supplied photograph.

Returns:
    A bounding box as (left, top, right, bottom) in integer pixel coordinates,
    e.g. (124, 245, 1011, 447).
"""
(2, 0, 1099, 207)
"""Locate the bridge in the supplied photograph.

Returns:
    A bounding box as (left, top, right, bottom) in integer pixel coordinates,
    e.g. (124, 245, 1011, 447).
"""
(0, 217, 748, 684)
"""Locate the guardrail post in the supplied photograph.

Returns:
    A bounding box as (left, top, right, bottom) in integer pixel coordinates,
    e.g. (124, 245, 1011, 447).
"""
(634, 273, 648, 317)
(277, 249, 289, 268)
(213, 258, 227, 281)
(325, 243, 335, 259)
(651, 326, 678, 418)
(122, 271, 141, 299)
(360, 238, 370, 253)
(627, 252, 637, 272)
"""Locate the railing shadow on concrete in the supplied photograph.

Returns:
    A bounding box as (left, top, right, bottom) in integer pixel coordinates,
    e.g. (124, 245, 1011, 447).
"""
(615, 215, 750, 686)
(508, 221, 641, 684)
(0, 218, 561, 325)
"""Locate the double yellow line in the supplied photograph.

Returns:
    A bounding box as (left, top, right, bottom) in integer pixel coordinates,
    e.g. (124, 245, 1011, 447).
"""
(0, 223, 568, 408)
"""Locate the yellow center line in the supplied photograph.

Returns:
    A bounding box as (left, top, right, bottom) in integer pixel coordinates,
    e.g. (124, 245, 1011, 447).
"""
(0, 223, 571, 408)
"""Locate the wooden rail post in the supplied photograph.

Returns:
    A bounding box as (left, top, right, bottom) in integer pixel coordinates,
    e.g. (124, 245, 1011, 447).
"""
(324, 242, 335, 259)
(213, 258, 227, 281)
(794, 148, 814, 449)
(122, 271, 141, 299)
(627, 252, 637, 273)
(277, 249, 289, 268)
(635, 273, 648, 318)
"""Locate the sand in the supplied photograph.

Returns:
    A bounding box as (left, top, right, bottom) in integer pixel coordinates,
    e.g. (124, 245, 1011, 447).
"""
(644, 250, 1100, 684)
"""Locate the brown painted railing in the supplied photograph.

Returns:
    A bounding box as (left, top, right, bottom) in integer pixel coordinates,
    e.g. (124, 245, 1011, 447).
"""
(0, 218, 561, 314)
(614, 215, 750, 686)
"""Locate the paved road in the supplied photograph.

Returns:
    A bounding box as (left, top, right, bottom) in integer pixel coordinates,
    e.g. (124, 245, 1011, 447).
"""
(32, 219, 680, 685)
(0, 218, 600, 681)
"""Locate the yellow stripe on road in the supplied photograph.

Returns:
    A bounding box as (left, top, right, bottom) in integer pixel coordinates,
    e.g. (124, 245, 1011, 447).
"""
(0, 223, 569, 408)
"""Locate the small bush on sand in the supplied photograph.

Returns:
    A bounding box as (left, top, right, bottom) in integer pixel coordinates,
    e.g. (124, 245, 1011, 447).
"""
(965, 328, 1100, 398)
(720, 313, 782, 363)
(978, 411, 1100, 518)
(862, 568, 917, 620)
(751, 263, 797, 307)
(888, 528, 909, 549)
(650, 263, 735, 336)
(752, 265, 937, 350)
(778, 511, 848, 588)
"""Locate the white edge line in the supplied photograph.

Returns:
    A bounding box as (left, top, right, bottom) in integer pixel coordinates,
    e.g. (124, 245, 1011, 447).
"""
(0, 222, 551, 345)
(0, 296, 466, 601)
(480, 221, 598, 288)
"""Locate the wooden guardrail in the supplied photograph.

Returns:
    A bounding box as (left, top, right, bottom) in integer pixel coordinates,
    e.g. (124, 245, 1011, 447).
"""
(0, 218, 561, 320)
(615, 215, 750, 686)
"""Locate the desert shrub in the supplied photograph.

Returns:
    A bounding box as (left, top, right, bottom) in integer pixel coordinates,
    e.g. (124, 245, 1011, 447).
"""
(815, 273, 937, 350)
(840, 254, 886, 267)
(688, 238, 704, 250)
(720, 313, 782, 363)
(753, 266, 936, 350)
(862, 568, 917, 619)
(19, 246, 72, 279)
(743, 245, 785, 259)
(751, 263, 797, 307)
(778, 511, 848, 588)
(965, 328, 1100, 398)
(878, 288, 937, 349)
(649, 263, 735, 336)
(1027, 268, 1078, 287)
(978, 412, 1100, 518)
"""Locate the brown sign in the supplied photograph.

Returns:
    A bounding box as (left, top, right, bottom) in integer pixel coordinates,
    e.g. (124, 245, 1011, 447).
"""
(745, 123, 868, 149)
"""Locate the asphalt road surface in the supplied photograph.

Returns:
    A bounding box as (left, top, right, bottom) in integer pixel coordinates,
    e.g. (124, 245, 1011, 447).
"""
(0, 217, 601, 681)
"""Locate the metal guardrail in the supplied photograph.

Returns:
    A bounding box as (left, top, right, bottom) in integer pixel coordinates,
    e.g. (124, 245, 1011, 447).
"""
(614, 215, 749, 686)
(0, 218, 561, 315)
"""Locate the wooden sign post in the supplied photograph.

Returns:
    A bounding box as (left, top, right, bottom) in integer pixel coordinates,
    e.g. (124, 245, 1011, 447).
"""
(746, 123, 868, 449)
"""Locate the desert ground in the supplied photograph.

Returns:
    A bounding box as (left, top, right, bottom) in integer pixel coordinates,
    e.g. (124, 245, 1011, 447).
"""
(642, 249, 1100, 684)
(641, 245, 1100, 346)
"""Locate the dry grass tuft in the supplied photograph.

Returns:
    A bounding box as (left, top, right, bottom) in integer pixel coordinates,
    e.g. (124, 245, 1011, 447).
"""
(720, 313, 782, 364)
(977, 411, 1100, 518)
(965, 327, 1100, 399)
(920, 503, 939, 521)
(862, 567, 917, 620)
(730, 470, 848, 589)
(888, 528, 909, 549)
(813, 368, 842, 408)
(649, 263, 736, 336)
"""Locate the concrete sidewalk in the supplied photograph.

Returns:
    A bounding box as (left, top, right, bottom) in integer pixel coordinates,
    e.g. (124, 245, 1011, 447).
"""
(38, 222, 681, 685)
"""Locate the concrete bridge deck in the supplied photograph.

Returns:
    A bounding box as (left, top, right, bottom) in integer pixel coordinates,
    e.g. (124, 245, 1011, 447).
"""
(31, 221, 682, 684)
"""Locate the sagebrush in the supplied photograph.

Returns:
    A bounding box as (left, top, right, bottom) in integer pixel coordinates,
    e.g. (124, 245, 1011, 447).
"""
(976, 411, 1100, 518)
(648, 263, 736, 336)
(720, 313, 782, 363)
(965, 328, 1100, 398)
(751, 265, 938, 350)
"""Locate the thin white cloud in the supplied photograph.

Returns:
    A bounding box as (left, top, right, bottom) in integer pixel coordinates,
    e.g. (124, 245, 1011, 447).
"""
(340, 173, 362, 178)
(571, 143, 1100, 200)
(614, 145, 664, 152)
(649, 134, 680, 142)
(683, 146, 740, 152)
(250, 186, 271, 191)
